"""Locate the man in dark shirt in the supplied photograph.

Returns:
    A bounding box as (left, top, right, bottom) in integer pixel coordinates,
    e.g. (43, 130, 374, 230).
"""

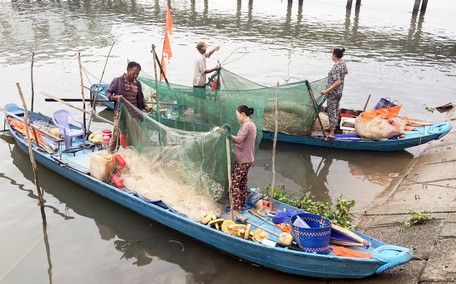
(106, 61, 150, 152)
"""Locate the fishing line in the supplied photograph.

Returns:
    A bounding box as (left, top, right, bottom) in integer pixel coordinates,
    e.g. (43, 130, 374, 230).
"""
(82, 67, 107, 86)
(219, 47, 249, 66)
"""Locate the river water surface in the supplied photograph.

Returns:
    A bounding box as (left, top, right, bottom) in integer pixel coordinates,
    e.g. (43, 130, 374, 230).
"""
(1, 0, 455, 283)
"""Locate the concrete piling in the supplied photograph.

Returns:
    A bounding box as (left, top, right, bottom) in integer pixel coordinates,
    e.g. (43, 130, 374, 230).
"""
(413, 0, 428, 15)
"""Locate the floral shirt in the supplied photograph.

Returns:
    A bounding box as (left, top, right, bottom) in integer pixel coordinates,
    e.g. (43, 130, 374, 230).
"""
(326, 61, 347, 96)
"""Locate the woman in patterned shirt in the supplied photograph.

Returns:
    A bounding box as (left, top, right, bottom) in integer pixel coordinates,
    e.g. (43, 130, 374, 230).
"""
(321, 48, 348, 140)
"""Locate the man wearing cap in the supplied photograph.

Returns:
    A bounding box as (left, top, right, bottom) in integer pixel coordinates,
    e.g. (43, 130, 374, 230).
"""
(193, 41, 221, 117)
(193, 41, 221, 87)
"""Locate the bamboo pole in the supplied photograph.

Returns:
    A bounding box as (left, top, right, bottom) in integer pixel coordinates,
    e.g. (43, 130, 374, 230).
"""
(16, 83, 47, 224)
(305, 80, 327, 139)
(363, 94, 371, 111)
(226, 136, 234, 220)
(78, 52, 87, 132)
(151, 44, 170, 85)
(151, 44, 164, 146)
(30, 52, 35, 112)
(40, 92, 114, 125)
(87, 42, 115, 132)
(270, 83, 280, 210)
(151, 44, 161, 120)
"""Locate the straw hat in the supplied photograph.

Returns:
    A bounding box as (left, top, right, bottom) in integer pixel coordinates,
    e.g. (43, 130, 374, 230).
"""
(221, 220, 235, 234)
(279, 232, 294, 246)
(252, 229, 268, 242)
(208, 219, 224, 230)
(243, 224, 252, 239)
(201, 211, 214, 224)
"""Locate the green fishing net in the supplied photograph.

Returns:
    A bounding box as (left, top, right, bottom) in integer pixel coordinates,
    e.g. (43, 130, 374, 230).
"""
(138, 68, 328, 138)
(117, 100, 231, 203)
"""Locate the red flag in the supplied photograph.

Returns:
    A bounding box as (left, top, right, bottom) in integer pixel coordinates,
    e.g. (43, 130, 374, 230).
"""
(166, 6, 173, 36)
(163, 31, 172, 60)
(161, 5, 172, 80)
(160, 54, 166, 81)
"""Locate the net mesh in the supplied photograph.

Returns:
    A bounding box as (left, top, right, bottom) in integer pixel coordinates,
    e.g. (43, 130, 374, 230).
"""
(116, 100, 230, 220)
(114, 69, 328, 220)
(138, 68, 328, 138)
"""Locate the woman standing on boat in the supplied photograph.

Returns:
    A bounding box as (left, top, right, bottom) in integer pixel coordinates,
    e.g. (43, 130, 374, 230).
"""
(229, 105, 257, 215)
(321, 48, 348, 140)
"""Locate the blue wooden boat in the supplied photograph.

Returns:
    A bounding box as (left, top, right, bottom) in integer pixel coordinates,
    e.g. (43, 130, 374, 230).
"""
(145, 115, 451, 152)
(90, 83, 114, 110)
(92, 83, 451, 152)
(262, 122, 451, 151)
(3, 103, 413, 279)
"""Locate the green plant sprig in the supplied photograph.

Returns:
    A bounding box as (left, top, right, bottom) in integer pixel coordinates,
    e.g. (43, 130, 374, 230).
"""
(265, 185, 356, 228)
(401, 210, 430, 228)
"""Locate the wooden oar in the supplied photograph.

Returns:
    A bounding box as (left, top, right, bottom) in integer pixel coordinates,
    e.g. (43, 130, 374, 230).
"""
(45, 98, 110, 103)
(40, 92, 114, 125)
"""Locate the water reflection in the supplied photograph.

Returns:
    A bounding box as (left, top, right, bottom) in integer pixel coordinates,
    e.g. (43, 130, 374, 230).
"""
(6, 143, 318, 283)
(1, 0, 455, 67)
(251, 140, 414, 211)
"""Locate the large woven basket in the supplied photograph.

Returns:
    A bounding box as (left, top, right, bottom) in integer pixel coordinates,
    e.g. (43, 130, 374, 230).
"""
(290, 213, 332, 254)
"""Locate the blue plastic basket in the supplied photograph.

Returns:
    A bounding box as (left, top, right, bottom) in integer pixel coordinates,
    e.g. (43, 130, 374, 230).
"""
(290, 213, 332, 254)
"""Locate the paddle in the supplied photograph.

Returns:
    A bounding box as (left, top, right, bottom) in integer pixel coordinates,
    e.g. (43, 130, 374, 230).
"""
(45, 98, 110, 103)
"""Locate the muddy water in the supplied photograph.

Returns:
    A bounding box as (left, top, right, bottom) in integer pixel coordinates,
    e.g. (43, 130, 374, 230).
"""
(1, 0, 455, 283)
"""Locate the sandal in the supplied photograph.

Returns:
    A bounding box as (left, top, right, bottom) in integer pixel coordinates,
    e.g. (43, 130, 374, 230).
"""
(324, 135, 334, 141)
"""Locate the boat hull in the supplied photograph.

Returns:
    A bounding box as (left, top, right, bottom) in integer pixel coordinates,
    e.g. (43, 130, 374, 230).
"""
(92, 83, 451, 151)
(263, 121, 452, 151)
(4, 104, 413, 278)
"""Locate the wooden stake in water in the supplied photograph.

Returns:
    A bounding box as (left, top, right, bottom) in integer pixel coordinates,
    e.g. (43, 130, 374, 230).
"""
(30, 52, 35, 112)
(16, 83, 47, 224)
(270, 83, 280, 210)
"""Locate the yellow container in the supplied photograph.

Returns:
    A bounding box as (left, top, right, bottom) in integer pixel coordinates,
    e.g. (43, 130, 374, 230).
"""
(90, 152, 115, 182)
